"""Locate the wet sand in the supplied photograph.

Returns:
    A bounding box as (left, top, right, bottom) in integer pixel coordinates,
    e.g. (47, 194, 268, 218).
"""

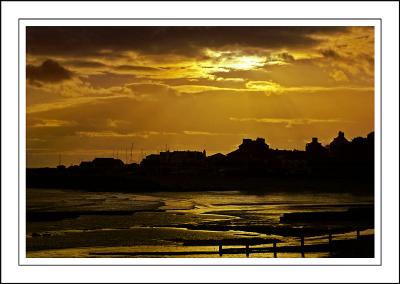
(26, 188, 374, 258)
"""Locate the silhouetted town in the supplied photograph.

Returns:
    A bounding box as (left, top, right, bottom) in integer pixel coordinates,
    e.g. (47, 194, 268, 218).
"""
(27, 131, 374, 192)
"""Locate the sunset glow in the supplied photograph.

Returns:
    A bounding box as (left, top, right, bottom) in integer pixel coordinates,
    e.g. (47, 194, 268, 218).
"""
(26, 26, 374, 167)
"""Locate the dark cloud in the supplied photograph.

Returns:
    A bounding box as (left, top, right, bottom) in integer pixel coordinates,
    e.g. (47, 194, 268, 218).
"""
(81, 72, 138, 88)
(211, 61, 340, 87)
(27, 26, 350, 57)
(27, 59, 72, 83)
(64, 60, 108, 68)
(320, 49, 341, 58)
(276, 52, 296, 62)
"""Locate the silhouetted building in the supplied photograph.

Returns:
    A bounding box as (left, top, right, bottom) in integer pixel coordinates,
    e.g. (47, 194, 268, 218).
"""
(347, 133, 374, 178)
(26, 131, 375, 186)
(367, 131, 374, 142)
(159, 150, 206, 164)
(125, 162, 140, 172)
(206, 153, 226, 164)
(350, 136, 368, 156)
(93, 158, 124, 169)
(79, 158, 124, 170)
(225, 138, 271, 175)
(206, 153, 227, 174)
(329, 131, 350, 158)
(227, 138, 270, 161)
(79, 161, 93, 169)
(306, 137, 328, 159)
(367, 131, 374, 154)
(141, 150, 206, 174)
(268, 149, 308, 176)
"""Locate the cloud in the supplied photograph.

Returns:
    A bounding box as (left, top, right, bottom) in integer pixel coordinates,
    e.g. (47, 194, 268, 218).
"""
(28, 75, 140, 100)
(229, 117, 345, 128)
(106, 119, 129, 128)
(27, 59, 73, 83)
(183, 130, 218, 136)
(115, 65, 160, 72)
(26, 26, 350, 57)
(160, 77, 246, 90)
(183, 130, 248, 136)
(329, 69, 349, 82)
(264, 52, 296, 65)
(177, 88, 267, 97)
(64, 60, 108, 68)
(320, 48, 341, 58)
(126, 82, 177, 96)
(25, 26, 374, 167)
(245, 81, 282, 92)
(81, 72, 138, 88)
(172, 85, 238, 94)
(77, 130, 178, 139)
(212, 69, 272, 81)
(30, 119, 76, 128)
(26, 94, 138, 114)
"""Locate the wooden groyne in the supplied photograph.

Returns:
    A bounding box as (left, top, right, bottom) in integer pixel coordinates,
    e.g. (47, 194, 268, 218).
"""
(88, 229, 374, 258)
(216, 229, 372, 258)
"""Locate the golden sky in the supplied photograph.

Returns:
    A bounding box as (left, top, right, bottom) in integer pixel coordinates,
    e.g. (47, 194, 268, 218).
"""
(26, 26, 374, 167)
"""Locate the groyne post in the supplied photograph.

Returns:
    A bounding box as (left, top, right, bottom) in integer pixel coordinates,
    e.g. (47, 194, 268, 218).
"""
(328, 231, 333, 255)
(300, 235, 305, 258)
(245, 243, 250, 257)
(273, 240, 277, 258)
(219, 244, 223, 257)
(355, 229, 362, 254)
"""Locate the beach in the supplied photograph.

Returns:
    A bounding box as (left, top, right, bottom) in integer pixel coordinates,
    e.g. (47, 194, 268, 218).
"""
(26, 188, 374, 258)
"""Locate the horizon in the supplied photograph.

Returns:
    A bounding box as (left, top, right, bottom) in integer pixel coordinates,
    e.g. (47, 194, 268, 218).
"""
(27, 129, 374, 168)
(26, 26, 374, 168)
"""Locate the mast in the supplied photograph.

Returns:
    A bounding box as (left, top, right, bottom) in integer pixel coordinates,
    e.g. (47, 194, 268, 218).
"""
(130, 142, 134, 163)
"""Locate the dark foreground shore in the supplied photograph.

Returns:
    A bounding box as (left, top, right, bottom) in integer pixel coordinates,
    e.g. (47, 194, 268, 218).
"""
(87, 235, 374, 258)
(28, 234, 374, 258)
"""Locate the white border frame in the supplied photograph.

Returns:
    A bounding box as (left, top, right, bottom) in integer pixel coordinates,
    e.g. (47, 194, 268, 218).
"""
(18, 18, 381, 267)
(2, 2, 398, 283)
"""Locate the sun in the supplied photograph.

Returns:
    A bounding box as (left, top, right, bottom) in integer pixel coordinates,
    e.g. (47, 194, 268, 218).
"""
(228, 55, 266, 70)
(204, 49, 266, 71)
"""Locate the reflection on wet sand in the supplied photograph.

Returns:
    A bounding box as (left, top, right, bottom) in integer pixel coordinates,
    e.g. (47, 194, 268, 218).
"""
(27, 189, 374, 258)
